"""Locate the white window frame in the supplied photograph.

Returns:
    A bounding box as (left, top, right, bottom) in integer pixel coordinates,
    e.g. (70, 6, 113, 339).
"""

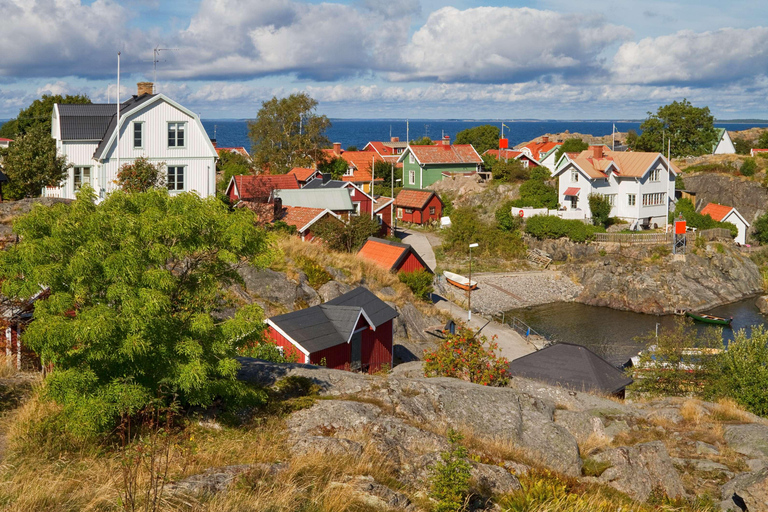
(628, 194, 636, 206)
(642, 192, 665, 206)
(409, 153, 414, 164)
(133, 121, 144, 149)
(167, 165, 185, 191)
(570, 196, 578, 209)
(73, 166, 91, 190)
(167, 122, 186, 149)
(570, 170, 579, 183)
(408, 169, 415, 185)
(397, 208, 403, 219)
(649, 168, 660, 182)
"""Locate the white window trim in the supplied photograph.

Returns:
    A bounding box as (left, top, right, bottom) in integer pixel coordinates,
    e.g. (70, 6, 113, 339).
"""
(133, 121, 144, 149)
(167, 122, 187, 149)
(628, 194, 636, 206)
(73, 166, 91, 190)
(408, 169, 415, 185)
(167, 165, 186, 192)
(571, 170, 579, 183)
(409, 153, 414, 164)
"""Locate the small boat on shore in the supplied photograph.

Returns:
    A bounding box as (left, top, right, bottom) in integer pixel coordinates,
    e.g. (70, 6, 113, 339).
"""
(443, 271, 478, 291)
(685, 311, 733, 326)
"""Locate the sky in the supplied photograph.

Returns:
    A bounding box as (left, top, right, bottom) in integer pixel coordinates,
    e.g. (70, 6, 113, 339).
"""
(1, 0, 768, 120)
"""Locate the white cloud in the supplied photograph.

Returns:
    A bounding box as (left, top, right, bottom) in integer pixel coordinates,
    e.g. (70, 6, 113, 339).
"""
(395, 7, 631, 83)
(36, 81, 74, 96)
(612, 27, 768, 85)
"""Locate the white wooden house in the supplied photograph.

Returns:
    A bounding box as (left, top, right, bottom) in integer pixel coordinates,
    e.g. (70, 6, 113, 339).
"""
(47, 82, 217, 199)
(700, 203, 749, 245)
(552, 146, 678, 229)
(713, 128, 736, 155)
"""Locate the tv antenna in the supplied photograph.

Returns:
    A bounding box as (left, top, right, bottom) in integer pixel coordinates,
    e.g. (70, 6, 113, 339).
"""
(153, 45, 178, 92)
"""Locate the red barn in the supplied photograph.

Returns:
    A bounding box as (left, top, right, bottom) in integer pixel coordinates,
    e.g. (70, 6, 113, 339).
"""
(225, 174, 299, 203)
(373, 196, 394, 237)
(276, 206, 341, 242)
(357, 237, 432, 273)
(395, 189, 443, 225)
(266, 287, 398, 373)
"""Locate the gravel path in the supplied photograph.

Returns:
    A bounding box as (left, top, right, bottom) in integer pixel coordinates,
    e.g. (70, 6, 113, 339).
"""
(396, 230, 437, 271)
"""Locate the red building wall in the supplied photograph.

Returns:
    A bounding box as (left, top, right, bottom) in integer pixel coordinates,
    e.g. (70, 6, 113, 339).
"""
(361, 320, 393, 373)
(397, 195, 442, 225)
(267, 327, 308, 363)
(395, 252, 426, 273)
(349, 186, 373, 215)
(376, 203, 392, 237)
(227, 186, 240, 203)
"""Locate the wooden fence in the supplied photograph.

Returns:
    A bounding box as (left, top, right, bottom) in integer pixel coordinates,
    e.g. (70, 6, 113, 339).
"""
(593, 232, 673, 244)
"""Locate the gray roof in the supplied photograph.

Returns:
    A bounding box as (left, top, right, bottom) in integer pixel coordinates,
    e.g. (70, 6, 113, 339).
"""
(274, 188, 354, 211)
(507, 343, 633, 395)
(303, 178, 347, 190)
(93, 94, 157, 159)
(269, 287, 398, 354)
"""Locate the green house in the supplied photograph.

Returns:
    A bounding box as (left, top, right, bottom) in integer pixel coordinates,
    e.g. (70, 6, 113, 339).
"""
(397, 137, 483, 189)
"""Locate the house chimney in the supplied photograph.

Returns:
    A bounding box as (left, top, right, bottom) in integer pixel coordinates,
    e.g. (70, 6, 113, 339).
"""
(541, 136, 549, 143)
(137, 82, 154, 96)
(273, 197, 283, 222)
(442, 135, 450, 146)
(590, 145, 604, 159)
(333, 142, 342, 156)
(391, 137, 399, 142)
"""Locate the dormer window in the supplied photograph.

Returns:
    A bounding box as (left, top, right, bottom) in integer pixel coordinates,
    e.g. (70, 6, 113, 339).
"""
(344, 167, 354, 177)
(649, 168, 661, 182)
(570, 170, 579, 183)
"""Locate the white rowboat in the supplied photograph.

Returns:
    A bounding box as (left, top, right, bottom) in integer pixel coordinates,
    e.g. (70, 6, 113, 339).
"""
(443, 271, 478, 291)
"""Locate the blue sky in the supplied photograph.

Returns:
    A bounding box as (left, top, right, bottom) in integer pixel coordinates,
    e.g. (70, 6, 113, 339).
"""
(1, 0, 768, 120)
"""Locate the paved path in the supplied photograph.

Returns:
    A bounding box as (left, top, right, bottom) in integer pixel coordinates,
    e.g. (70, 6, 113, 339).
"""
(396, 229, 437, 271)
(433, 296, 538, 361)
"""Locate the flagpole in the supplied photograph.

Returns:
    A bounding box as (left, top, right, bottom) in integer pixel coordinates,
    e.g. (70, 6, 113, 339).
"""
(371, 156, 375, 219)
(116, 52, 121, 182)
(612, 123, 616, 151)
(666, 138, 671, 233)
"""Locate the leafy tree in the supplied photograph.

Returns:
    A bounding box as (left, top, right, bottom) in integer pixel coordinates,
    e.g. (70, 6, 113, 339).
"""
(0, 124, 69, 199)
(733, 137, 753, 155)
(429, 429, 472, 512)
(317, 156, 349, 179)
(373, 160, 397, 186)
(752, 211, 768, 244)
(248, 93, 330, 174)
(312, 214, 381, 252)
(117, 157, 166, 193)
(455, 124, 499, 154)
(628, 318, 721, 397)
(554, 138, 589, 161)
(346, 145, 358, 152)
(740, 157, 757, 177)
(675, 173, 686, 190)
(398, 270, 433, 301)
(484, 155, 528, 183)
(423, 324, 509, 386)
(409, 136, 433, 145)
(628, 100, 718, 157)
(708, 326, 768, 416)
(588, 193, 612, 227)
(0, 187, 271, 437)
(217, 150, 252, 194)
(0, 93, 91, 139)
(510, 179, 558, 209)
(442, 206, 525, 258)
(758, 131, 768, 150)
(495, 200, 523, 232)
(529, 167, 551, 181)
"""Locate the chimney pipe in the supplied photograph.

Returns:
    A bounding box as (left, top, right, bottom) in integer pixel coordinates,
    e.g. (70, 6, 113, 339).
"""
(541, 136, 549, 143)
(590, 145, 604, 159)
(442, 135, 450, 146)
(211, 138, 217, 148)
(333, 142, 342, 156)
(137, 82, 154, 96)
(273, 197, 283, 222)
(391, 137, 399, 142)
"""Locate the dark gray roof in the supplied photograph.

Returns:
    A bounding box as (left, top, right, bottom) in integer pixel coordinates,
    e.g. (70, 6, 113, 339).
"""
(93, 94, 157, 159)
(507, 343, 633, 395)
(303, 178, 346, 189)
(269, 287, 398, 354)
(58, 104, 117, 140)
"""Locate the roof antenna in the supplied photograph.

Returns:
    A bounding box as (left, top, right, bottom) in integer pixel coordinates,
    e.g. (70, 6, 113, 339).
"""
(153, 44, 178, 93)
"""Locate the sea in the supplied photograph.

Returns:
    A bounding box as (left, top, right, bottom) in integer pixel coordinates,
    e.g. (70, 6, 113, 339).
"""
(200, 119, 768, 153)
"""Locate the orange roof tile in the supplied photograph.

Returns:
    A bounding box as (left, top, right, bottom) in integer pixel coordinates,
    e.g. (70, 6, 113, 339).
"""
(395, 189, 437, 209)
(279, 206, 329, 232)
(565, 149, 673, 179)
(288, 167, 319, 181)
(700, 203, 734, 222)
(523, 140, 562, 160)
(233, 174, 299, 200)
(357, 238, 409, 271)
(406, 143, 482, 165)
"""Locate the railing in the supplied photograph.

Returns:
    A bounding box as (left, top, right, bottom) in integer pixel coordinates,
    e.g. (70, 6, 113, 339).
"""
(593, 232, 673, 244)
(492, 313, 549, 350)
(42, 187, 63, 198)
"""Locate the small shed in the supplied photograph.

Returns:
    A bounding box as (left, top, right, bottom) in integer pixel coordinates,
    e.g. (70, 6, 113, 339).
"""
(507, 343, 633, 398)
(700, 203, 749, 245)
(357, 237, 432, 273)
(394, 189, 443, 225)
(266, 287, 398, 373)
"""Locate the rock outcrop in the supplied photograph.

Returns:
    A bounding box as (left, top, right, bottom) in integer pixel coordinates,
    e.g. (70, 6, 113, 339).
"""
(683, 172, 768, 229)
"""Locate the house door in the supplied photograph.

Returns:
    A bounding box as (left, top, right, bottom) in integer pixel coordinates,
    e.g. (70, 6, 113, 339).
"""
(570, 196, 578, 209)
(350, 331, 362, 371)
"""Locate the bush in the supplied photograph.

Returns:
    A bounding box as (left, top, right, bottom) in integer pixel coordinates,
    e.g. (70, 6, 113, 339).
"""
(423, 325, 510, 386)
(708, 326, 768, 416)
(296, 256, 331, 289)
(429, 429, 472, 512)
(510, 178, 558, 209)
(587, 194, 612, 228)
(312, 214, 381, 252)
(443, 206, 526, 258)
(483, 155, 529, 183)
(239, 341, 299, 363)
(675, 173, 686, 190)
(398, 269, 433, 301)
(740, 157, 757, 177)
(524, 215, 604, 243)
(117, 156, 166, 192)
(495, 200, 523, 232)
(753, 212, 768, 244)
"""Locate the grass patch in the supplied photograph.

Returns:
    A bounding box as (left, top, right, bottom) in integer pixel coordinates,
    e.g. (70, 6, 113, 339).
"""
(709, 398, 756, 423)
(581, 457, 611, 477)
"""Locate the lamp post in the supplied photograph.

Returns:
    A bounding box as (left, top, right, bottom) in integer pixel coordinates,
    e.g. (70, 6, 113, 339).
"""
(468, 243, 478, 321)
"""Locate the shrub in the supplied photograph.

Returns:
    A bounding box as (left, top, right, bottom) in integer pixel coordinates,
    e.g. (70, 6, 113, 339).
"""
(429, 429, 472, 512)
(753, 212, 768, 244)
(484, 155, 529, 183)
(443, 206, 526, 258)
(524, 215, 604, 243)
(495, 200, 523, 232)
(740, 157, 757, 177)
(239, 341, 299, 363)
(423, 325, 510, 386)
(398, 269, 433, 301)
(675, 173, 686, 190)
(312, 214, 381, 252)
(510, 178, 558, 209)
(588, 194, 612, 228)
(671, 198, 738, 238)
(117, 156, 166, 192)
(684, 162, 737, 174)
(296, 256, 331, 289)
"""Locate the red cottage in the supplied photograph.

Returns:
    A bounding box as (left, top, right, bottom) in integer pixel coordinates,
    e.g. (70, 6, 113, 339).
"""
(357, 237, 432, 274)
(276, 206, 340, 242)
(288, 167, 322, 187)
(266, 287, 398, 373)
(225, 174, 300, 203)
(395, 189, 443, 225)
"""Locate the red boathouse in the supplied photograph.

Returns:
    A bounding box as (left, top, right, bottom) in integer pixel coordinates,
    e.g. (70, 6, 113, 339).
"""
(394, 189, 443, 225)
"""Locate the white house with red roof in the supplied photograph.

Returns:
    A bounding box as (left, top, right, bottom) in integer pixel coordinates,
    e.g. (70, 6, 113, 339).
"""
(520, 136, 563, 172)
(552, 145, 678, 228)
(700, 203, 749, 245)
(363, 137, 408, 164)
(482, 149, 539, 169)
(0, 138, 12, 149)
(397, 135, 482, 189)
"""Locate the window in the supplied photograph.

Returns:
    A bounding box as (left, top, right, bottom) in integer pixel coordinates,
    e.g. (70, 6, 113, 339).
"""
(570, 170, 579, 183)
(396, 148, 403, 154)
(408, 169, 415, 185)
(405, 208, 414, 214)
(599, 194, 617, 206)
(376, 213, 383, 225)
(397, 208, 403, 219)
(628, 194, 636, 206)
(429, 206, 436, 215)
(642, 192, 665, 206)
(649, 168, 660, 181)
(352, 202, 360, 216)
(570, 196, 578, 209)
(168, 122, 185, 148)
(409, 153, 414, 164)
(167, 166, 185, 191)
(522, 160, 529, 169)
(74, 166, 90, 190)
(133, 122, 143, 148)
(344, 167, 354, 177)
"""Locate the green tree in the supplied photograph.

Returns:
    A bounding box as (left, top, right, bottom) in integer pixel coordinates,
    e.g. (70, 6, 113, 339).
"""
(409, 136, 433, 145)
(317, 156, 349, 179)
(0, 187, 271, 437)
(495, 200, 522, 232)
(758, 131, 768, 149)
(510, 179, 558, 209)
(740, 157, 757, 177)
(752, 211, 768, 244)
(733, 137, 753, 155)
(117, 157, 165, 193)
(455, 124, 500, 154)
(484, 155, 529, 183)
(554, 138, 589, 161)
(628, 100, 718, 157)
(429, 429, 472, 512)
(423, 324, 509, 386)
(708, 326, 768, 416)
(443, 206, 525, 258)
(672, 198, 738, 238)
(312, 214, 381, 252)
(217, 151, 253, 194)
(0, 124, 69, 199)
(372, 160, 396, 186)
(0, 93, 91, 139)
(588, 193, 612, 227)
(248, 93, 330, 175)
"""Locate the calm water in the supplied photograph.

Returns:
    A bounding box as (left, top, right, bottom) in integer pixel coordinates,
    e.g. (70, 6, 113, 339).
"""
(200, 120, 768, 155)
(507, 297, 768, 366)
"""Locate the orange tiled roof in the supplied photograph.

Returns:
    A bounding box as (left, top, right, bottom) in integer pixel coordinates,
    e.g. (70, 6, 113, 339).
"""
(395, 189, 437, 209)
(288, 167, 318, 181)
(523, 140, 562, 160)
(320, 149, 385, 183)
(566, 149, 674, 179)
(700, 203, 734, 222)
(279, 206, 328, 232)
(233, 174, 299, 200)
(406, 144, 482, 165)
(357, 238, 410, 271)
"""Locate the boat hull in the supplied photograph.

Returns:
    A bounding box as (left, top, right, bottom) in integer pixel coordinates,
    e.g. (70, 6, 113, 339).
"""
(685, 312, 732, 326)
(443, 271, 478, 291)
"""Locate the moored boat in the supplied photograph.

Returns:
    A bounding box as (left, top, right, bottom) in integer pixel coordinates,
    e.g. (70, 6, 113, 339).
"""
(685, 311, 732, 326)
(443, 271, 478, 291)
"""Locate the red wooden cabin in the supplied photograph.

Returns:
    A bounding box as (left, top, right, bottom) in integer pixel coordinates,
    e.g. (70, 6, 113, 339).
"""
(394, 189, 443, 225)
(225, 174, 300, 203)
(265, 287, 398, 373)
(357, 237, 432, 273)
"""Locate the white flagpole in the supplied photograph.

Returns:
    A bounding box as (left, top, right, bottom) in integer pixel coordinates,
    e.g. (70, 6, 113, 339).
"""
(371, 156, 375, 219)
(116, 52, 121, 182)
(666, 138, 671, 233)
(612, 123, 616, 151)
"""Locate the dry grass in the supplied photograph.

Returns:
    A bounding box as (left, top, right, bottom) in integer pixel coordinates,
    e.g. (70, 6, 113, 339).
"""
(0, 354, 17, 378)
(710, 398, 756, 423)
(578, 432, 610, 457)
(680, 399, 708, 427)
